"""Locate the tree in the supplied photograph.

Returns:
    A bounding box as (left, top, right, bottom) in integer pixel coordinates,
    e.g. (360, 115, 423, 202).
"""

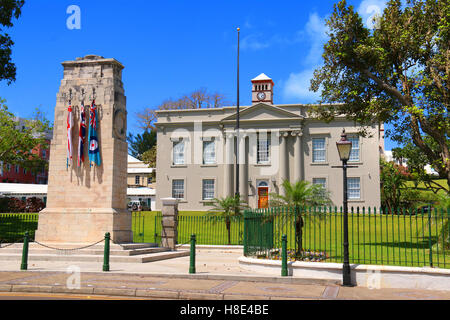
(0, 99, 50, 172)
(127, 129, 156, 160)
(207, 194, 249, 245)
(269, 180, 332, 256)
(392, 143, 449, 194)
(0, 0, 25, 84)
(136, 88, 229, 130)
(310, 0, 450, 194)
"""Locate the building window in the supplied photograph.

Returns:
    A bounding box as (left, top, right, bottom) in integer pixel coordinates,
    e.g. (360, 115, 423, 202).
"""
(348, 136, 360, 162)
(347, 177, 361, 199)
(202, 179, 215, 200)
(15, 165, 19, 174)
(172, 179, 185, 199)
(42, 150, 46, 158)
(23, 168, 27, 175)
(6, 164, 10, 172)
(312, 138, 326, 162)
(257, 132, 271, 164)
(203, 140, 216, 164)
(147, 177, 152, 184)
(173, 140, 185, 165)
(135, 176, 140, 185)
(312, 178, 327, 189)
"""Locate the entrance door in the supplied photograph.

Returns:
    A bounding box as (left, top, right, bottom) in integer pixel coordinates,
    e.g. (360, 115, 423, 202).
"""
(257, 181, 269, 209)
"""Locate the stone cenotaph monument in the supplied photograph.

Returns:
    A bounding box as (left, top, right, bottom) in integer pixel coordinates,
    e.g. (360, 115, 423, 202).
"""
(35, 55, 132, 243)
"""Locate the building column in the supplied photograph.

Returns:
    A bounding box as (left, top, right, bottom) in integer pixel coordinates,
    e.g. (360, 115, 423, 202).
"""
(224, 132, 234, 198)
(292, 130, 303, 183)
(279, 131, 289, 194)
(238, 135, 248, 201)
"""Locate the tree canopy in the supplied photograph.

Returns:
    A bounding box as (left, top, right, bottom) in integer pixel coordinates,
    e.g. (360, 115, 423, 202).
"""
(0, 99, 51, 173)
(310, 0, 449, 193)
(136, 88, 229, 130)
(0, 0, 25, 84)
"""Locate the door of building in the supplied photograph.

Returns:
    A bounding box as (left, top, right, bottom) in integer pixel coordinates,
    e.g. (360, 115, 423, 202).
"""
(257, 181, 269, 209)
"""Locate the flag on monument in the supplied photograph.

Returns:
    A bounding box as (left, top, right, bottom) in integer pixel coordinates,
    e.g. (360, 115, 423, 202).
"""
(88, 100, 101, 167)
(67, 103, 73, 168)
(77, 102, 86, 167)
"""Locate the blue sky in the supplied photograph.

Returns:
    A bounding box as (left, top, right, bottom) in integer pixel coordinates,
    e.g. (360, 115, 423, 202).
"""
(0, 0, 396, 149)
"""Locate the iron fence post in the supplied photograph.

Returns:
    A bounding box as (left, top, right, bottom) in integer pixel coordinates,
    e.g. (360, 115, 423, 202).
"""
(20, 231, 29, 271)
(189, 234, 196, 274)
(281, 234, 288, 276)
(428, 207, 433, 267)
(103, 232, 110, 272)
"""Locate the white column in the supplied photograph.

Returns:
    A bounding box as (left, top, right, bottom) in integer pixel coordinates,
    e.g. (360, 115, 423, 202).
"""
(224, 132, 234, 197)
(279, 131, 289, 193)
(238, 135, 247, 201)
(292, 130, 303, 183)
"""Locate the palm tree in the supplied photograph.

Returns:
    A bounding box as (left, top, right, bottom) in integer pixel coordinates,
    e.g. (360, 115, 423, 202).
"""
(269, 180, 332, 256)
(207, 194, 249, 245)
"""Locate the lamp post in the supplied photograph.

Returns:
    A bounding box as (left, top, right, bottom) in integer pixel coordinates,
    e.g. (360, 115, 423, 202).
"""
(335, 129, 353, 287)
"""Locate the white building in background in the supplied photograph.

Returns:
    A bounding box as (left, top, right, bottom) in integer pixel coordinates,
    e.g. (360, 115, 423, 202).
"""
(383, 150, 438, 176)
(0, 155, 157, 211)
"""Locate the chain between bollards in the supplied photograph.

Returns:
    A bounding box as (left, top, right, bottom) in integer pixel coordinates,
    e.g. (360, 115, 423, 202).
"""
(189, 234, 196, 274)
(103, 232, 110, 272)
(20, 231, 29, 271)
(281, 234, 288, 277)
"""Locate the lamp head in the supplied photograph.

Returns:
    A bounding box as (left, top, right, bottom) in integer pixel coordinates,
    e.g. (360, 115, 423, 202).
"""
(336, 129, 352, 161)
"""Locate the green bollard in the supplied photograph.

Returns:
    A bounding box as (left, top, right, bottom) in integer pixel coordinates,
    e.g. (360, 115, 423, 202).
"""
(281, 234, 288, 277)
(21, 231, 29, 271)
(103, 232, 110, 272)
(189, 234, 196, 274)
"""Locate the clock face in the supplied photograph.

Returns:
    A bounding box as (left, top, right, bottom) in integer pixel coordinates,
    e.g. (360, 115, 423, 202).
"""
(257, 92, 266, 101)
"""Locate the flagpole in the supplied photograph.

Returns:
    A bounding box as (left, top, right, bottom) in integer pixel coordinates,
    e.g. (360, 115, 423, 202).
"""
(235, 27, 240, 198)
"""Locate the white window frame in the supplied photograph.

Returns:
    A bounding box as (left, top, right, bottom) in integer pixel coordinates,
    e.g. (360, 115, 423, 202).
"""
(135, 176, 140, 185)
(348, 135, 360, 162)
(202, 179, 215, 200)
(172, 179, 185, 200)
(202, 139, 216, 165)
(257, 132, 271, 164)
(347, 177, 361, 200)
(172, 140, 185, 165)
(312, 178, 327, 189)
(312, 137, 326, 163)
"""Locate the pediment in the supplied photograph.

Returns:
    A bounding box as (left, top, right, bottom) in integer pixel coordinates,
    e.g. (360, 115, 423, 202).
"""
(221, 103, 302, 122)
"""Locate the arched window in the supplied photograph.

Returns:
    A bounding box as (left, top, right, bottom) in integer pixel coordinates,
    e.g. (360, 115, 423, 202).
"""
(258, 181, 269, 188)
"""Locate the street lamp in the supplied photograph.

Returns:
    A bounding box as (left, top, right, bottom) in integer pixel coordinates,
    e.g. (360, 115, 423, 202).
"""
(335, 129, 354, 287)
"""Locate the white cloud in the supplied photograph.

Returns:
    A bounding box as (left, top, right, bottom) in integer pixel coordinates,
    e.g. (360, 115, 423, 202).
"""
(282, 12, 328, 103)
(283, 69, 321, 102)
(241, 34, 271, 51)
(358, 0, 387, 29)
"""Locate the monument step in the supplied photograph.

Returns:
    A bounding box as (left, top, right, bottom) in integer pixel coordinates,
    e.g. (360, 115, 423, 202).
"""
(0, 246, 169, 256)
(1, 243, 159, 251)
(0, 250, 189, 263)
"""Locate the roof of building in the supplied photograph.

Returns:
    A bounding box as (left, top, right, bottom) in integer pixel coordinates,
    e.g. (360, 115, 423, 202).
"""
(251, 73, 272, 81)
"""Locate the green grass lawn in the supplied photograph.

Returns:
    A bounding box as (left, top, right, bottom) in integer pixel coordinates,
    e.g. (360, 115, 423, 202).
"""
(2, 210, 449, 269)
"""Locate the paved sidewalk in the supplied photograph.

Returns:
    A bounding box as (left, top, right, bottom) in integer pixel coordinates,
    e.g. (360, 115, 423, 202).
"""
(0, 248, 449, 300)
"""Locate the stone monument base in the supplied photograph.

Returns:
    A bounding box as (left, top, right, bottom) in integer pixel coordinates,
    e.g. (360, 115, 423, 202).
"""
(35, 208, 133, 244)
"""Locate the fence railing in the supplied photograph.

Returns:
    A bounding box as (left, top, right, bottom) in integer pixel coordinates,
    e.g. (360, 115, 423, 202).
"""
(0, 213, 39, 243)
(243, 206, 450, 269)
(132, 212, 244, 245)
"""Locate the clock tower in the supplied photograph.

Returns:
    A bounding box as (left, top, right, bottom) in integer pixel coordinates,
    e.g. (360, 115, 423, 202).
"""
(251, 73, 274, 105)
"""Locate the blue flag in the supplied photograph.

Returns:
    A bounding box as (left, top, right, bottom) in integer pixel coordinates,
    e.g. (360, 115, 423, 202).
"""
(88, 100, 101, 167)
